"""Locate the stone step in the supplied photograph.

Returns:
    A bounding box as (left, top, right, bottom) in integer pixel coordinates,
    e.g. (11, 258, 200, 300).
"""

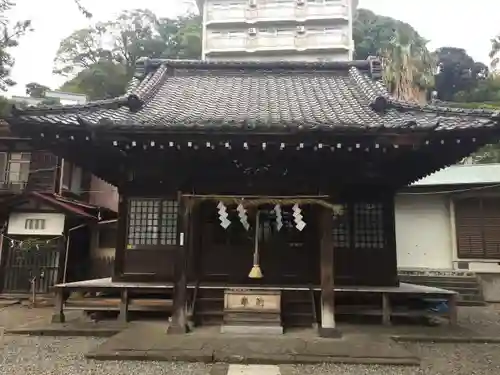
(224, 311, 281, 321)
(459, 300, 486, 306)
(399, 274, 485, 306)
(400, 276, 479, 285)
(223, 318, 282, 326)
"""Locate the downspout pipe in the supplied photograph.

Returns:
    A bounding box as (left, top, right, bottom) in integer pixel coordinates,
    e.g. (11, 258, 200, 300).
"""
(62, 223, 87, 284)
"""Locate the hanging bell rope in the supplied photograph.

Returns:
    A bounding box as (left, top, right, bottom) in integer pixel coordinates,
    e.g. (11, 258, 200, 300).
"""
(248, 210, 263, 279)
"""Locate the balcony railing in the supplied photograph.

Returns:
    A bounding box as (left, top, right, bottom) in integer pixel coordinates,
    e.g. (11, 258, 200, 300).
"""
(206, 3, 349, 24)
(205, 31, 350, 53)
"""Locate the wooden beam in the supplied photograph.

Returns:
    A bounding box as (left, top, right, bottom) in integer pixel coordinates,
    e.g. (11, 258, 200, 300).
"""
(168, 194, 190, 334)
(318, 206, 341, 338)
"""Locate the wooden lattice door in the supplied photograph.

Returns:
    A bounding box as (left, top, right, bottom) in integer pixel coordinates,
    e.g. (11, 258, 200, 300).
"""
(258, 206, 319, 285)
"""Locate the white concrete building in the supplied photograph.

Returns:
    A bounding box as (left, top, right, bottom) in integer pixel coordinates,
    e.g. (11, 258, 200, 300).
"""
(11, 90, 88, 106)
(198, 0, 357, 61)
(395, 164, 500, 302)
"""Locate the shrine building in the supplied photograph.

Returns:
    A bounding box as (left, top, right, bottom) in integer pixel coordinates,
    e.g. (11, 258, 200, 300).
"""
(8, 59, 500, 336)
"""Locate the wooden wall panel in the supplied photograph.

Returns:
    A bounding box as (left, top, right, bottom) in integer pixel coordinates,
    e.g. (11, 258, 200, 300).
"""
(122, 248, 176, 281)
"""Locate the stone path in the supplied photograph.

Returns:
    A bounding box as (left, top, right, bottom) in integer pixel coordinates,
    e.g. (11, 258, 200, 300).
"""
(226, 365, 281, 375)
(85, 322, 420, 365)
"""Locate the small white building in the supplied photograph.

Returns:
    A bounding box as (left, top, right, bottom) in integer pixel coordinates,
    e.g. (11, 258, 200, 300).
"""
(11, 91, 88, 107)
(395, 164, 500, 302)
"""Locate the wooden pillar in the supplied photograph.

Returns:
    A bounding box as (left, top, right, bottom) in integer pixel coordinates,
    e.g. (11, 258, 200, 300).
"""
(448, 294, 458, 326)
(318, 206, 341, 338)
(168, 195, 190, 334)
(51, 288, 67, 323)
(382, 293, 392, 326)
(119, 288, 129, 323)
(113, 194, 128, 281)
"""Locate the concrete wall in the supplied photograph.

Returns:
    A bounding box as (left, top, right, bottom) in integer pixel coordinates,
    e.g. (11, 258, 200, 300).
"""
(478, 274, 500, 303)
(7, 212, 65, 236)
(395, 194, 453, 270)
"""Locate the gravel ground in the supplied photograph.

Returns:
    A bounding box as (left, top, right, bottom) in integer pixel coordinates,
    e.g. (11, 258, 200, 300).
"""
(284, 343, 500, 375)
(0, 335, 212, 375)
(459, 305, 500, 336)
(2, 335, 500, 375)
(2, 305, 500, 374)
(0, 305, 52, 330)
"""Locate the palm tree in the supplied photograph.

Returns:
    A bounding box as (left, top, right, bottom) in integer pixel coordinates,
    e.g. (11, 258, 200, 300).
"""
(381, 29, 435, 103)
(490, 35, 500, 69)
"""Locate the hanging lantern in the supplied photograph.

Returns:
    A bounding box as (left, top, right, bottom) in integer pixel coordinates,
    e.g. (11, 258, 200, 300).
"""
(274, 204, 283, 231)
(237, 203, 250, 231)
(248, 210, 263, 279)
(217, 201, 231, 229)
(292, 204, 306, 231)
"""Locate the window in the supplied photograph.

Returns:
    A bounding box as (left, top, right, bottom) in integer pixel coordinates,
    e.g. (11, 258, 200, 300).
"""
(455, 197, 500, 259)
(62, 160, 83, 194)
(0, 152, 6, 182)
(7, 152, 30, 183)
(70, 166, 82, 194)
(258, 28, 293, 36)
(127, 198, 179, 246)
(62, 160, 71, 189)
(332, 202, 385, 249)
(332, 204, 350, 247)
(352, 203, 384, 249)
(228, 30, 244, 38)
(211, 30, 244, 38)
(25, 218, 46, 230)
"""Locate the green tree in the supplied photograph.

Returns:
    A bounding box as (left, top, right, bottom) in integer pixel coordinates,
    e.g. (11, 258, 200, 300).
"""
(447, 79, 500, 163)
(59, 61, 128, 100)
(490, 34, 500, 69)
(381, 31, 435, 103)
(156, 15, 202, 59)
(25, 82, 50, 98)
(0, 95, 11, 116)
(73, 0, 92, 18)
(453, 75, 500, 103)
(55, 9, 201, 99)
(353, 9, 434, 103)
(434, 47, 488, 101)
(0, 0, 32, 91)
(53, 25, 111, 76)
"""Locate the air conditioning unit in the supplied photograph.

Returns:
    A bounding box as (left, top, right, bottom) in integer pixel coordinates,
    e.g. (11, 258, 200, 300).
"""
(296, 25, 306, 34)
(248, 0, 257, 7)
(296, 0, 305, 5)
(248, 27, 257, 36)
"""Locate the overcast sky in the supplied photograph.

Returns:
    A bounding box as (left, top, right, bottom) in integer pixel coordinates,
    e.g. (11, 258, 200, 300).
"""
(5, 0, 500, 96)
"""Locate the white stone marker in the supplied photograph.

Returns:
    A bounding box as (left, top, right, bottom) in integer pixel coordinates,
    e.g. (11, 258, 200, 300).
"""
(227, 364, 281, 375)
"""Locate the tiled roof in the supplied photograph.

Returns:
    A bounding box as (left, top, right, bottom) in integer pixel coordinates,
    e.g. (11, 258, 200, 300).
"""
(9, 59, 500, 133)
